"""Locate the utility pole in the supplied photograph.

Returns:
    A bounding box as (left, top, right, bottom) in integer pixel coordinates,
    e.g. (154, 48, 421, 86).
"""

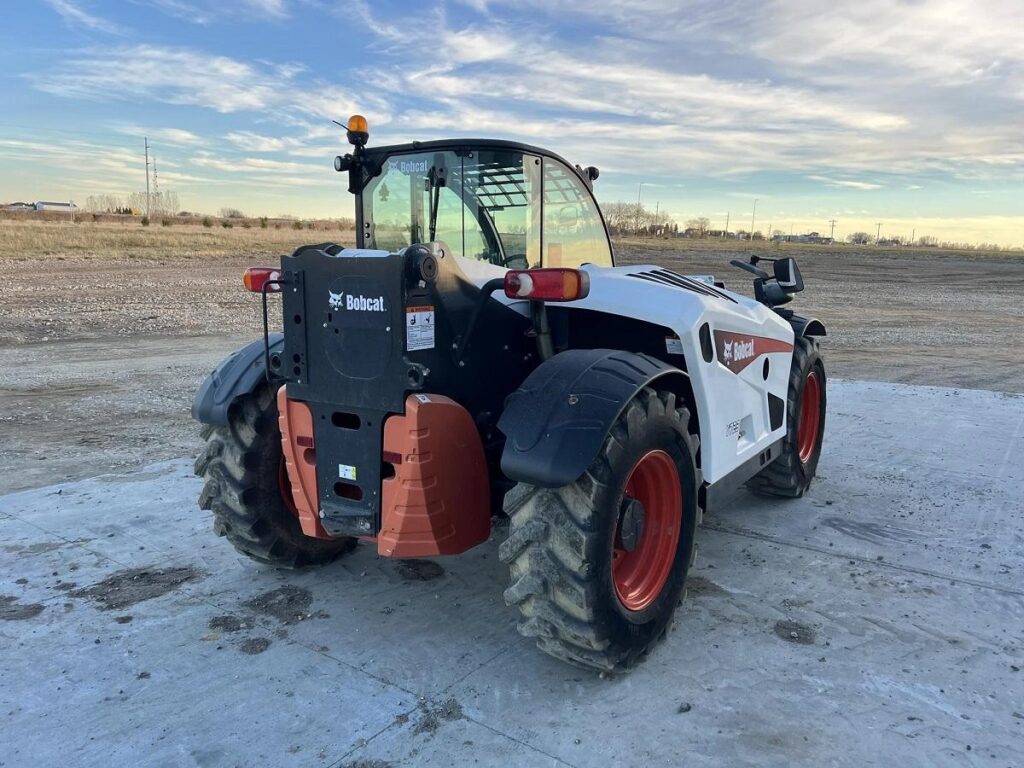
(750, 198, 758, 241)
(911, 227, 915, 245)
(152, 157, 159, 193)
(876, 222, 882, 243)
(829, 219, 837, 242)
(144, 137, 151, 218)
(766, 222, 773, 240)
(724, 211, 729, 238)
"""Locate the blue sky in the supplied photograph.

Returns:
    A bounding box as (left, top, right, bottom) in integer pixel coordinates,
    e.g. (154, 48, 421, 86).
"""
(1, 0, 1022, 245)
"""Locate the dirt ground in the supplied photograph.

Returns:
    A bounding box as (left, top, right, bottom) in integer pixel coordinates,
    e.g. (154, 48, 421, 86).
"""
(2, 221, 1022, 494)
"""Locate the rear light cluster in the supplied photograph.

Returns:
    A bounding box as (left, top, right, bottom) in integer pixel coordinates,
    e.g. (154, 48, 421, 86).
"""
(243, 267, 282, 293)
(503, 268, 590, 302)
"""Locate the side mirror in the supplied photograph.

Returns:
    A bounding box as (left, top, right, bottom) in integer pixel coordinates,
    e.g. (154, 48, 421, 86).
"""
(558, 206, 579, 228)
(773, 257, 804, 293)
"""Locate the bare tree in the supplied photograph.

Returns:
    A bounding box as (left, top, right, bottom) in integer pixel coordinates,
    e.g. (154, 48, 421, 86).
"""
(847, 232, 871, 245)
(684, 217, 710, 237)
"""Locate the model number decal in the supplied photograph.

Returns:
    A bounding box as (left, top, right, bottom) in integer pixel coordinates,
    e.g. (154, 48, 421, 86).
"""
(338, 464, 357, 481)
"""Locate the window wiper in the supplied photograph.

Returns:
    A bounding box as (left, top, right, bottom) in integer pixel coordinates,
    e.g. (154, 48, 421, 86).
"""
(427, 158, 447, 243)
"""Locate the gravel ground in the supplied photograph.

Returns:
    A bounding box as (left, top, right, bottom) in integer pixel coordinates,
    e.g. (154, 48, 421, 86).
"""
(2, 237, 1022, 493)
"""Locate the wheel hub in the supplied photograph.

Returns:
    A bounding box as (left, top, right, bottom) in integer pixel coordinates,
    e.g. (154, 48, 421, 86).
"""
(618, 497, 646, 552)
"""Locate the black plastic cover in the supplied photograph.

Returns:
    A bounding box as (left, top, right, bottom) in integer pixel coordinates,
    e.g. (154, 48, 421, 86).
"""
(789, 314, 827, 337)
(191, 334, 284, 426)
(498, 349, 686, 488)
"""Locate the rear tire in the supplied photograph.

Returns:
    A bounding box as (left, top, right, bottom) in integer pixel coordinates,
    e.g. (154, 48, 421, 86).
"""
(747, 335, 826, 498)
(499, 387, 700, 672)
(194, 385, 356, 568)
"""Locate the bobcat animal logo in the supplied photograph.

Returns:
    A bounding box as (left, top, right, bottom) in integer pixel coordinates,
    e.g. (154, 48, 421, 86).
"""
(328, 290, 344, 310)
(723, 340, 733, 363)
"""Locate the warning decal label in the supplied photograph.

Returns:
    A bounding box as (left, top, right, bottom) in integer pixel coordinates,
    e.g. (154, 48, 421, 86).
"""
(406, 305, 435, 351)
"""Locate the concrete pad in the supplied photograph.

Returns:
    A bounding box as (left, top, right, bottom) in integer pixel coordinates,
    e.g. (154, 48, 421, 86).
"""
(1, 380, 1022, 767)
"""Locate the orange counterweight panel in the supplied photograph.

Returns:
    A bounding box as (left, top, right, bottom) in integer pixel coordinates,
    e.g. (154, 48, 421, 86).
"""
(277, 386, 333, 540)
(379, 394, 490, 558)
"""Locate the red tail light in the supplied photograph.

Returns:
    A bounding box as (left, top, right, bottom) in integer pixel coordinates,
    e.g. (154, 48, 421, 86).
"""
(504, 268, 590, 302)
(243, 267, 282, 293)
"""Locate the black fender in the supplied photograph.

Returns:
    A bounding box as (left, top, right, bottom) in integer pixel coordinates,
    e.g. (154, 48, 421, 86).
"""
(191, 334, 284, 426)
(789, 314, 826, 338)
(498, 349, 689, 488)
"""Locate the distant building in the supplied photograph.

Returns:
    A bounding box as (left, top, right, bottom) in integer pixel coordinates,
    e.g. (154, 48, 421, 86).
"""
(34, 201, 79, 212)
(2, 202, 34, 211)
(772, 231, 834, 245)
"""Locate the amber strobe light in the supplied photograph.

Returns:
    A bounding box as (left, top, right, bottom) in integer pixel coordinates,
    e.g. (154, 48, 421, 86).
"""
(504, 268, 590, 302)
(242, 267, 282, 293)
(346, 114, 369, 147)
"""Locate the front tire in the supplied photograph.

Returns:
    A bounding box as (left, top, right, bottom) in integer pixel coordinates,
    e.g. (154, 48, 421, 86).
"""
(499, 387, 700, 672)
(194, 385, 356, 568)
(747, 335, 826, 498)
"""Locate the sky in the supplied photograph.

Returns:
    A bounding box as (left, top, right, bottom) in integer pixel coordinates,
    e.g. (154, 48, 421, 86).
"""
(1, 0, 1022, 246)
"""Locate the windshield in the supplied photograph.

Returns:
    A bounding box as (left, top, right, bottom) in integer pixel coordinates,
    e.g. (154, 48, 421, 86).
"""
(361, 148, 612, 269)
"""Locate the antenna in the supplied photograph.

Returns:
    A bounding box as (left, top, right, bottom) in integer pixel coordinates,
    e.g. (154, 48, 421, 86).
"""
(829, 219, 837, 242)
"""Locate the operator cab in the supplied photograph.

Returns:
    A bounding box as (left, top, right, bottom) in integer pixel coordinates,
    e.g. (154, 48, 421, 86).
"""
(339, 134, 613, 270)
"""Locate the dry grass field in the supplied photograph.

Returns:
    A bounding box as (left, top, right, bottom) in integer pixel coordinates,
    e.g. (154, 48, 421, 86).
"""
(0, 218, 352, 261)
(1, 219, 1022, 491)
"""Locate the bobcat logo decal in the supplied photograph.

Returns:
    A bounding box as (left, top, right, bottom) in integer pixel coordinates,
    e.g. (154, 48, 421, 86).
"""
(327, 289, 386, 312)
(713, 330, 794, 374)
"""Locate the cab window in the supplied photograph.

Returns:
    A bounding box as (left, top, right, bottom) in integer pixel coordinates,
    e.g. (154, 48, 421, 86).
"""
(542, 159, 613, 268)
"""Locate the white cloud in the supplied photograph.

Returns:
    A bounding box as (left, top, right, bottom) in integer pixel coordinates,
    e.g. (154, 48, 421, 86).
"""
(141, 0, 287, 22)
(224, 131, 302, 152)
(244, 0, 287, 17)
(191, 154, 323, 174)
(45, 0, 124, 34)
(113, 125, 206, 146)
(807, 176, 884, 191)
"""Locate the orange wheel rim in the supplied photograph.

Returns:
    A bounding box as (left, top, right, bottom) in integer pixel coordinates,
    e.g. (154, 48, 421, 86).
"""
(612, 450, 683, 612)
(797, 370, 821, 464)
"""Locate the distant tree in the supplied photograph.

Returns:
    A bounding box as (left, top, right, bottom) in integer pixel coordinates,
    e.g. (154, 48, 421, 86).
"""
(685, 217, 711, 237)
(917, 235, 939, 247)
(219, 207, 246, 219)
(847, 232, 871, 245)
